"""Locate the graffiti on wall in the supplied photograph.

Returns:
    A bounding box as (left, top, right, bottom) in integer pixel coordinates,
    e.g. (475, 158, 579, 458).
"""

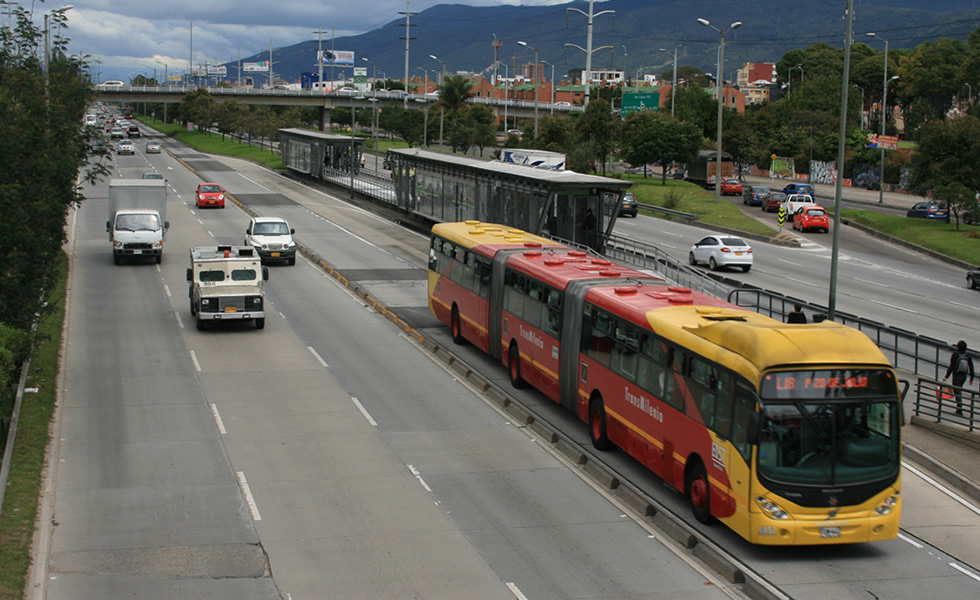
(852, 163, 880, 189)
(810, 160, 837, 185)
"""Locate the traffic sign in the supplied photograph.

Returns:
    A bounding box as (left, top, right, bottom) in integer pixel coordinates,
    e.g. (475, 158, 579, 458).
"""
(777, 205, 786, 228)
(621, 92, 660, 117)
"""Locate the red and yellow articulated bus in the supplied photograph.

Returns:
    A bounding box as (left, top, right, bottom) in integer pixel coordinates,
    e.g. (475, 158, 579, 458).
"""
(428, 221, 902, 545)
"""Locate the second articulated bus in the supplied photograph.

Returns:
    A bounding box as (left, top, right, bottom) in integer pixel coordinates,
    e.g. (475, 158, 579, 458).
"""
(428, 221, 902, 545)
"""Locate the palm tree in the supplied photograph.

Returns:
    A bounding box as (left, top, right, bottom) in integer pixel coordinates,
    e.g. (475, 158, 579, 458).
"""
(437, 74, 475, 124)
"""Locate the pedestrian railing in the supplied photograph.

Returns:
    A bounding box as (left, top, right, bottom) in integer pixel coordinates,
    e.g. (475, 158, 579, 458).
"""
(912, 377, 978, 433)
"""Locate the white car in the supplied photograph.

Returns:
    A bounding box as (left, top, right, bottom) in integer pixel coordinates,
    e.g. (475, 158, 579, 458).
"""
(245, 216, 297, 265)
(689, 235, 753, 272)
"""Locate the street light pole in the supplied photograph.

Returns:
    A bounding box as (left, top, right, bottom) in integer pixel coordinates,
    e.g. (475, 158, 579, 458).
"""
(429, 54, 446, 85)
(659, 47, 678, 117)
(518, 41, 539, 139)
(542, 60, 556, 113)
(867, 32, 889, 204)
(698, 17, 742, 203)
(789, 64, 803, 95)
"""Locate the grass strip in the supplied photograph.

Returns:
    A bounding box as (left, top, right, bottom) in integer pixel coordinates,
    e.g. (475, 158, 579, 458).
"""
(0, 252, 67, 600)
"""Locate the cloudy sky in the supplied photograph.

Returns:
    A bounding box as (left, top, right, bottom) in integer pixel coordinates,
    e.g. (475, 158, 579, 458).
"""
(26, 0, 571, 82)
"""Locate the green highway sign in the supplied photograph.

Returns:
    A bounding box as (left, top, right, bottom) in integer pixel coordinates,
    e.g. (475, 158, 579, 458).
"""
(621, 92, 660, 117)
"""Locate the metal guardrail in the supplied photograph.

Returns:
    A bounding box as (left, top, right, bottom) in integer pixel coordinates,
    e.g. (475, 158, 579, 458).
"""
(636, 202, 698, 222)
(912, 377, 978, 433)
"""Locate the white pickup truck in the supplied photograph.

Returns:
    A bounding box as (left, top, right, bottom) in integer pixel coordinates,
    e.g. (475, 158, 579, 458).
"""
(782, 193, 817, 216)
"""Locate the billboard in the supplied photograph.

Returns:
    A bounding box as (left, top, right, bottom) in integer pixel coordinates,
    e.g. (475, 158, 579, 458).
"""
(866, 133, 898, 150)
(207, 65, 227, 76)
(243, 61, 269, 72)
(317, 50, 355, 66)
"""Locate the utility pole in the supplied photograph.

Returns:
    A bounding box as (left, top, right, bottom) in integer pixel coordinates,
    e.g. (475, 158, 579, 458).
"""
(269, 40, 274, 88)
(189, 20, 193, 87)
(566, 0, 615, 106)
(399, 3, 417, 108)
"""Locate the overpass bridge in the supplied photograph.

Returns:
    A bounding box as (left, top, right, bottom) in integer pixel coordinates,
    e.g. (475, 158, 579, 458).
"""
(93, 85, 581, 126)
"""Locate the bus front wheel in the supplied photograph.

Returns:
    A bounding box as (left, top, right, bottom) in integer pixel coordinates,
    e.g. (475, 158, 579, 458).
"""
(686, 461, 714, 524)
(508, 343, 527, 389)
(589, 397, 612, 451)
(451, 305, 465, 345)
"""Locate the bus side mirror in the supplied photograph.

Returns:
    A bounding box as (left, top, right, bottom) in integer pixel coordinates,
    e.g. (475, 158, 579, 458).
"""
(262, 267, 270, 281)
(186, 268, 193, 282)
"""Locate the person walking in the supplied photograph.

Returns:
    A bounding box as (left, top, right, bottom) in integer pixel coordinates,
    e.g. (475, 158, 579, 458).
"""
(942, 340, 975, 415)
(786, 304, 807, 324)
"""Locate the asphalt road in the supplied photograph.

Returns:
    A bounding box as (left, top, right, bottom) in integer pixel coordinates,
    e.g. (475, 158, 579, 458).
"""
(35, 134, 740, 599)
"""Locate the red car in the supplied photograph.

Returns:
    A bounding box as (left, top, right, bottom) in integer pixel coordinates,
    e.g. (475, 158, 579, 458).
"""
(720, 178, 743, 196)
(792, 205, 829, 233)
(195, 183, 225, 208)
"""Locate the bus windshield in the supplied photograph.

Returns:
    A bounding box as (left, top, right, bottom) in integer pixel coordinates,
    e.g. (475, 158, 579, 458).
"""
(757, 369, 900, 487)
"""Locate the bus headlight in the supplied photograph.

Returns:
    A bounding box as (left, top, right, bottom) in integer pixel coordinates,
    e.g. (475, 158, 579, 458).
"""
(875, 495, 898, 515)
(755, 496, 789, 520)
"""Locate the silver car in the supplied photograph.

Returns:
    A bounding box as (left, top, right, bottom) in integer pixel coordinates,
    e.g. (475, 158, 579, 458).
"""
(116, 140, 136, 155)
(145, 141, 161, 154)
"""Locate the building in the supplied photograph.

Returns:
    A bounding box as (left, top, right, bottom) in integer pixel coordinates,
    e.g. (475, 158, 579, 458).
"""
(736, 62, 777, 105)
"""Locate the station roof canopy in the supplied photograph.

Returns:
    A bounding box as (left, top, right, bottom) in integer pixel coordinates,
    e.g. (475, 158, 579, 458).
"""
(389, 147, 631, 189)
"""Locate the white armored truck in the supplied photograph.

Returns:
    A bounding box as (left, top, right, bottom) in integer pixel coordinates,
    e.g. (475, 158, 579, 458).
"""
(187, 246, 269, 330)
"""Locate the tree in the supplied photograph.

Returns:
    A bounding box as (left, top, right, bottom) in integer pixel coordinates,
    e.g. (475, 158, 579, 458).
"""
(575, 98, 618, 174)
(722, 111, 760, 179)
(620, 112, 701, 185)
(672, 86, 715, 138)
(180, 88, 217, 132)
(0, 4, 103, 333)
(909, 115, 980, 197)
(437, 74, 475, 124)
(934, 182, 975, 230)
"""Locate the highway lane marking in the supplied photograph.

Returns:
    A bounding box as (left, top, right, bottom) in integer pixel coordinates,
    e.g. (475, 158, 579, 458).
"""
(898, 533, 924, 548)
(351, 396, 377, 426)
(209, 403, 227, 434)
(868, 298, 917, 314)
(782, 276, 820, 287)
(949, 562, 980, 582)
(207, 230, 215, 238)
(407, 465, 433, 493)
(506, 582, 530, 600)
(190, 350, 201, 372)
(308, 346, 329, 368)
(236, 471, 262, 521)
(949, 300, 976, 309)
(236, 173, 272, 191)
(174, 313, 184, 329)
(902, 460, 980, 516)
(778, 258, 804, 266)
(163, 284, 171, 297)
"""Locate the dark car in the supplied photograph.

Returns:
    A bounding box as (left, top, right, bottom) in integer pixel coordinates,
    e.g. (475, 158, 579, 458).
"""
(968, 268, 980, 290)
(762, 191, 787, 212)
(126, 125, 140, 138)
(671, 168, 686, 180)
(742, 185, 770, 206)
(618, 192, 638, 218)
(782, 183, 815, 197)
(906, 201, 948, 220)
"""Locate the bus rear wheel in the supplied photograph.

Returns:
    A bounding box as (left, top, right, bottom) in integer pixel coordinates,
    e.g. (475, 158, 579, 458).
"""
(451, 305, 466, 345)
(589, 397, 612, 451)
(686, 461, 714, 524)
(508, 343, 527, 389)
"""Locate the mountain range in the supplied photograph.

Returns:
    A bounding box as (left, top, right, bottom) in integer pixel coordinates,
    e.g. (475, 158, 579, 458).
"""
(222, 0, 980, 85)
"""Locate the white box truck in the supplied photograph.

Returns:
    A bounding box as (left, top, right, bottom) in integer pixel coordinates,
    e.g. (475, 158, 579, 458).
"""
(107, 179, 169, 264)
